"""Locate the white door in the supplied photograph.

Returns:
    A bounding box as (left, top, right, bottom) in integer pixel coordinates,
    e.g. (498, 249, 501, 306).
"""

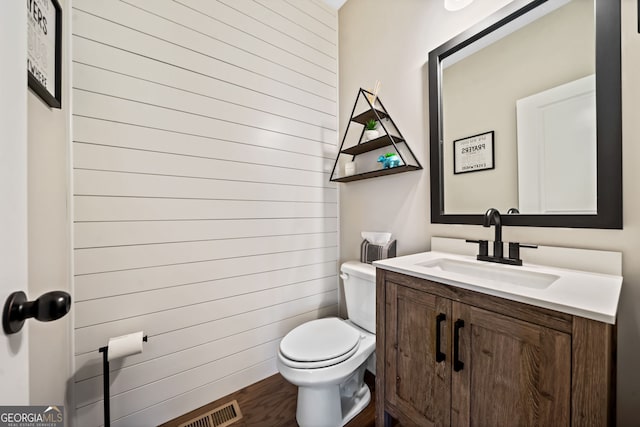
(0, 1, 30, 403)
(516, 74, 597, 214)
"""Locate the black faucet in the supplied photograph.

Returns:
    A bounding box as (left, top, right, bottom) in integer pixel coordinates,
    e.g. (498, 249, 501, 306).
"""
(483, 208, 503, 258)
(466, 207, 538, 266)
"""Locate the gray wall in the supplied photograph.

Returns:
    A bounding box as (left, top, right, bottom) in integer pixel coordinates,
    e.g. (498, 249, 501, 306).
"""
(71, 0, 338, 425)
(338, 0, 640, 424)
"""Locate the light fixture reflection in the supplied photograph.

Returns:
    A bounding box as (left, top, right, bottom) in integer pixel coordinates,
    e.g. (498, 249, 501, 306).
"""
(444, 0, 474, 11)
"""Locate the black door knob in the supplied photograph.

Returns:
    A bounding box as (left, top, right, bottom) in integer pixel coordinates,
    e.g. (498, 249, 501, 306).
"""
(2, 290, 71, 334)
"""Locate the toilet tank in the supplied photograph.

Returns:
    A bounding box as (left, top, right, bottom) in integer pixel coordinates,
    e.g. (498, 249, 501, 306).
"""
(341, 261, 376, 334)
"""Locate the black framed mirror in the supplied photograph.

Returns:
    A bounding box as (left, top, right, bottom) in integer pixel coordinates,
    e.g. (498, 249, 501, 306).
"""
(429, 0, 621, 228)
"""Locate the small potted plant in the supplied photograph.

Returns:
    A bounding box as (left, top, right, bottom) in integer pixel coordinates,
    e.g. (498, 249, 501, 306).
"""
(363, 119, 379, 141)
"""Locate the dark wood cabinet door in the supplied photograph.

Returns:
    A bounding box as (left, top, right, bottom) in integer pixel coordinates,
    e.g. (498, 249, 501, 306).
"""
(384, 282, 451, 426)
(451, 302, 571, 427)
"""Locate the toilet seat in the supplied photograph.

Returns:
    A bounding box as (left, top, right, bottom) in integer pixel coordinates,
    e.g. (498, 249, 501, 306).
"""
(279, 342, 360, 369)
(279, 318, 361, 369)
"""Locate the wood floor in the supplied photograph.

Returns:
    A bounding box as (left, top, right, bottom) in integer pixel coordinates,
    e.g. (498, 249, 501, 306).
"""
(159, 372, 376, 427)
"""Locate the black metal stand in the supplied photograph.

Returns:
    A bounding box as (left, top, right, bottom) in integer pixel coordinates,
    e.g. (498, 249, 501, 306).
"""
(98, 335, 147, 427)
(98, 346, 110, 427)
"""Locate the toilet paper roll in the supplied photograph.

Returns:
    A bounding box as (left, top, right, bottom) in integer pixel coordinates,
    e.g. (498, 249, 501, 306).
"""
(107, 331, 145, 362)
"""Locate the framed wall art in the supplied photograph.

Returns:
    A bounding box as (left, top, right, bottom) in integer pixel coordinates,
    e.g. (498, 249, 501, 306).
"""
(27, 0, 62, 108)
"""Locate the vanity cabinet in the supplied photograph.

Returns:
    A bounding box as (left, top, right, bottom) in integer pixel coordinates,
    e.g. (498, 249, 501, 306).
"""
(384, 284, 451, 426)
(450, 302, 571, 426)
(376, 269, 615, 427)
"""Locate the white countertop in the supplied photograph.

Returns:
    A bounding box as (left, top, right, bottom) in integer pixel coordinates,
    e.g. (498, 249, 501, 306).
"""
(374, 251, 622, 324)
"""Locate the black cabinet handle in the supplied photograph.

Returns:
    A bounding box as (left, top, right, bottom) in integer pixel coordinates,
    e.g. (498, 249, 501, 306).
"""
(453, 319, 464, 372)
(435, 313, 446, 363)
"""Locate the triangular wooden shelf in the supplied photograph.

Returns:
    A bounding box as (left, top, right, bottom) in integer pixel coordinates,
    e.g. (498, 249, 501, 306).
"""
(330, 88, 422, 183)
(340, 135, 405, 156)
(332, 165, 422, 183)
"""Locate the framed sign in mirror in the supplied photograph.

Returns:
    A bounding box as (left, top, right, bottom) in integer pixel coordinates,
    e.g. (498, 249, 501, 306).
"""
(27, 0, 62, 109)
(453, 131, 495, 174)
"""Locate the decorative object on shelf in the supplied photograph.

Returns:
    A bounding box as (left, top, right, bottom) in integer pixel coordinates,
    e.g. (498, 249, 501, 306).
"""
(329, 88, 422, 183)
(453, 131, 495, 174)
(378, 152, 403, 169)
(344, 161, 356, 176)
(364, 119, 379, 141)
(366, 80, 381, 104)
(27, 0, 62, 108)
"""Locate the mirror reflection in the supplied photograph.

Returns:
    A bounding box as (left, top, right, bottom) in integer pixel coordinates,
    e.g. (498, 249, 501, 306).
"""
(441, 0, 595, 215)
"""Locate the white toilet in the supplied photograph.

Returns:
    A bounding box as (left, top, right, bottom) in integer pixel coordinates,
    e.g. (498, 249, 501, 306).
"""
(277, 261, 376, 427)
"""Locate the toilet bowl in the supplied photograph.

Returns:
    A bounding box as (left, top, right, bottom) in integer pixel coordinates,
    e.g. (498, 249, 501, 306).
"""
(276, 261, 376, 427)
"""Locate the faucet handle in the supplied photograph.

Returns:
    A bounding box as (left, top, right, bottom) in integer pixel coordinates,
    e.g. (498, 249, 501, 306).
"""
(508, 242, 538, 264)
(466, 239, 488, 257)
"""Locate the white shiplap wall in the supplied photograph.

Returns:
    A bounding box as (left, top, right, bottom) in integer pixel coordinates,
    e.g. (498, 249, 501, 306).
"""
(71, 1, 338, 425)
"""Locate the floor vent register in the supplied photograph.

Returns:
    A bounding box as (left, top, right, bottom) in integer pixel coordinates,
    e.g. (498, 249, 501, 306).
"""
(178, 400, 243, 427)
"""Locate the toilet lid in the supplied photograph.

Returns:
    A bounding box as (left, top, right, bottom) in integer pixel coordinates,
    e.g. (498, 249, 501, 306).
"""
(280, 318, 360, 362)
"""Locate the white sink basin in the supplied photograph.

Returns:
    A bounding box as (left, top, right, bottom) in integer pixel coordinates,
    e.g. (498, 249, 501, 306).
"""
(416, 258, 559, 289)
(373, 248, 622, 324)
